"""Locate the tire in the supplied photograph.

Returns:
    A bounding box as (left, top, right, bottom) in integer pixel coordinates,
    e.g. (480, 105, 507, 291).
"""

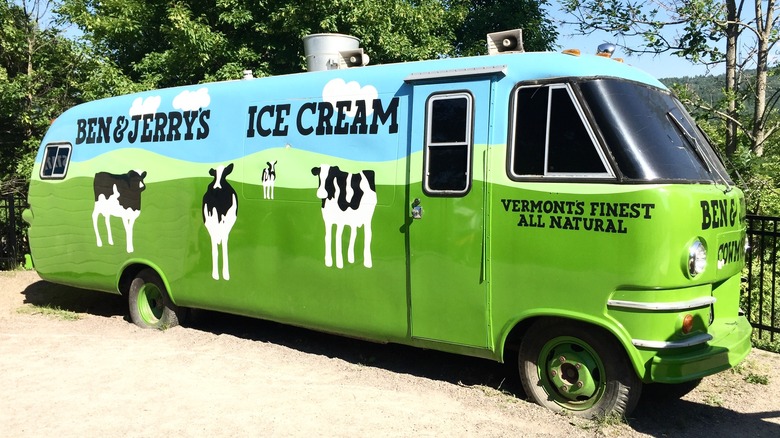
(128, 268, 187, 329)
(518, 319, 642, 419)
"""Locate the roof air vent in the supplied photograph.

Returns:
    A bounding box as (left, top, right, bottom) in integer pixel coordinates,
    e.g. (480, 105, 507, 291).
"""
(303, 33, 369, 72)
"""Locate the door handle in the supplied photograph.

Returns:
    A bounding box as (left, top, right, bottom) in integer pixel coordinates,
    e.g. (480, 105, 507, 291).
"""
(411, 198, 423, 219)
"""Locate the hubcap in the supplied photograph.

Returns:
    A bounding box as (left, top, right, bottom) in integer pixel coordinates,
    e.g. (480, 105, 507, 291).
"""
(539, 336, 605, 410)
(138, 283, 164, 325)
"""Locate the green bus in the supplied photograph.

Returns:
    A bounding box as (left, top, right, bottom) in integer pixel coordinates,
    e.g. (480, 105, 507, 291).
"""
(24, 32, 752, 418)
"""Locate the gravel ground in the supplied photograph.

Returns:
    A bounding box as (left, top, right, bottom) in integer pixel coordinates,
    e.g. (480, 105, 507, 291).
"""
(1, 270, 779, 437)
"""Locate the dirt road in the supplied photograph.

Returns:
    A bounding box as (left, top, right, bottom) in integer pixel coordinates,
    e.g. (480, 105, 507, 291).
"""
(1, 270, 779, 437)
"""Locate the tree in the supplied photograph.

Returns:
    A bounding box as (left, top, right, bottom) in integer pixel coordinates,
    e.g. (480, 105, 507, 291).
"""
(57, 0, 468, 88)
(455, 0, 558, 56)
(562, 0, 780, 158)
(58, 0, 560, 88)
(0, 0, 84, 195)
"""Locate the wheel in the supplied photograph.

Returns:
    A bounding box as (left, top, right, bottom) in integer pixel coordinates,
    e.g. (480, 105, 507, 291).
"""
(518, 319, 642, 418)
(128, 268, 187, 329)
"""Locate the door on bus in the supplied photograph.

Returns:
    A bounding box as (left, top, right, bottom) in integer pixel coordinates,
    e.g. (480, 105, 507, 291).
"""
(407, 77, 494, 349)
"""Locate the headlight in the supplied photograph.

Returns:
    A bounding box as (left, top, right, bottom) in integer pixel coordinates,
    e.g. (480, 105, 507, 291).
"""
(688, 239, 707, 277)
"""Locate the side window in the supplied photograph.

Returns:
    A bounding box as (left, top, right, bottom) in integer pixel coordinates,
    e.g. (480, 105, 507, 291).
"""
(39, 143, 72, 180)
(510, 84, 613, 179)
(424, 92, 473, 195)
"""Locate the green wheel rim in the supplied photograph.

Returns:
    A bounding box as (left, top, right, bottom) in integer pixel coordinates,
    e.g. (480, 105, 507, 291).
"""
(137, 283, 164, 325)
(537, 335, 606, 411)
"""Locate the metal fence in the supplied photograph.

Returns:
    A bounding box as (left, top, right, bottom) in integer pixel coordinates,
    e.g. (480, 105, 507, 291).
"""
(745, 215, 780, 341)
(0, 194, 29, 270)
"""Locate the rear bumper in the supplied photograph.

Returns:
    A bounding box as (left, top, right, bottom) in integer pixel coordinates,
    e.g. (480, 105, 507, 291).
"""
(646, 316, 752, 384)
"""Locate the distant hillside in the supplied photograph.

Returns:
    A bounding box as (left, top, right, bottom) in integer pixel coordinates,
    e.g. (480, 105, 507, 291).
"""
(660, 71, 780, 110)
(660, 74, 726, 105)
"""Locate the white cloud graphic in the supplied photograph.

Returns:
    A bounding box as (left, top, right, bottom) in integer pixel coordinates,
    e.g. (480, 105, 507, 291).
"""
(129, 95, 161, 116)
(322, 79, 378, 117)
(173, 87, 211, 111)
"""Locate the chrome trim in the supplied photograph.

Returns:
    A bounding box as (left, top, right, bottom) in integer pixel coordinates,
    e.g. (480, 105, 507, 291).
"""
(632, 333, 713, 349)
(607, 296, 716, 311)
(404, 65, 507, 82)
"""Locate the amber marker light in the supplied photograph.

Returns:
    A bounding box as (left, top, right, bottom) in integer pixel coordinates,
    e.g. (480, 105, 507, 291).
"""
(562, 48, 581, 56)
(682, 314, 695, 334)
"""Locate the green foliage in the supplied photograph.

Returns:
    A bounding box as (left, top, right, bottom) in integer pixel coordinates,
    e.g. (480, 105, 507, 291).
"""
(57, 0, 468, 87)
(751, 337, 780, 353)
(455, 0, 558, 56)
(563, 0, 780, 159)
(56, 0, 558, 88)
(563, 0, 726, 62)
(17, 303, 81, 320)
(1, 1, 84, 195)
(731, 359, 771, 384)
(742, 228, 780, 354)
(703, 393, 724, 407)
(664, 73, 780, 215)
(663, 71, 780, 126)
(744, 372, 770, 385)
(742, 249, 780, 330)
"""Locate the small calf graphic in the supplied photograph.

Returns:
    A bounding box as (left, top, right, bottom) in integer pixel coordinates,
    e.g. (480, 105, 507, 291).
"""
(262, 160, 276, 199)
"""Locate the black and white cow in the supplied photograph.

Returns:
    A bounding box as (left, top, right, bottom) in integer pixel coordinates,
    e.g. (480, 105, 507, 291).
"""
(311, 164, 377, 269)
(202, 163, 238, 280)
(92, 170, 147, 253)
(262, 160, 276, 199)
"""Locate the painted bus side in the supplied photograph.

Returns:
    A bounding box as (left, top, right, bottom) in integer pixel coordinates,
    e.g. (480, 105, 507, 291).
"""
(25, 50, 752, 417)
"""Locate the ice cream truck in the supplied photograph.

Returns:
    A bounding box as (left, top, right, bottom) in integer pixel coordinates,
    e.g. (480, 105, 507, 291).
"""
(24, 30, 752, 418)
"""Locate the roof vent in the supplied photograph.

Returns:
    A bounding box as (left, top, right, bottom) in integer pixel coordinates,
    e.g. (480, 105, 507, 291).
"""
(487, 29, 524, 55)
(303, 33, 369, 72)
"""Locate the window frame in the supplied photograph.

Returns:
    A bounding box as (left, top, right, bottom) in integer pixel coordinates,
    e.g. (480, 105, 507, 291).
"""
(507, 82, 615, 181)
(423, 91, 475, 197)
(578, 78, 732, 184)
(39, 142, 73, 180)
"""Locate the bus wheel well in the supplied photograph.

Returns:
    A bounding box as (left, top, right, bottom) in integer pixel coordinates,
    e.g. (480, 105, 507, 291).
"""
(118, 263, 153, 296)
(503, 318, 539, 360)
(503, 316, 624, 363)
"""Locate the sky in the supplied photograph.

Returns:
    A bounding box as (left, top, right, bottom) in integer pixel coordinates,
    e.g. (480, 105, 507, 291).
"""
(545, 3, 726, 80)
(42, 1, 723, 81)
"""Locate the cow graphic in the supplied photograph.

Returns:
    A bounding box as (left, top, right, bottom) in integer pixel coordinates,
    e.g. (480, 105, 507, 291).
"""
(262, 160, 276, 199)
(311, 164, 377, 269)
(202, 163, 238, 280)
(92, 170, 147, 253)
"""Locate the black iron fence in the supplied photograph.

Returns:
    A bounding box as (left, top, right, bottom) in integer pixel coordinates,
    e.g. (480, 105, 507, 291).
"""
(745, 215, 780, 342)
(0, 194, 29, 270)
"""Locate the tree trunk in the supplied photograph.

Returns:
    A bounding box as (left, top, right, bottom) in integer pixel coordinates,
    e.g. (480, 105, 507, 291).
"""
(725, 0, 738, 157)
(752, 0, 772, 156)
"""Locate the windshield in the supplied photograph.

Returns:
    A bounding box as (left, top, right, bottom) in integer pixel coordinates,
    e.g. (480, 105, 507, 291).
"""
(578, 79, 733, 184)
